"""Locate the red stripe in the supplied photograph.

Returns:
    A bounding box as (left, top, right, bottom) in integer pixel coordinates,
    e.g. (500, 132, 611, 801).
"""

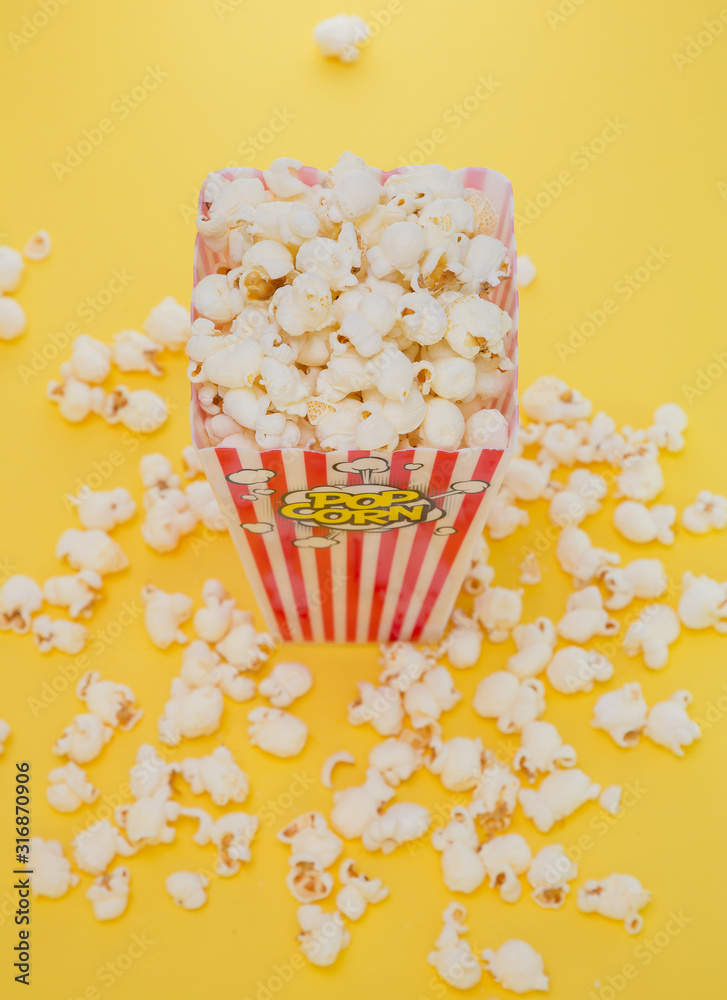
(340, 451, 371, 642)
(261, 450, 313, 642)
(303, 450, 336, 642)
(388, 451, 459, 642)
(367, 450, 416, 641)
(412, 450, 503, 639)
(215, 448, 292, 642)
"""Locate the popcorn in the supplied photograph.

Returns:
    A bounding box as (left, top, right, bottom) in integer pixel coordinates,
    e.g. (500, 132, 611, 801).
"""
(599, 785, 623, 815)
(112, 329, 164, 376)
(577, 874, 650, 934)
(361, 802, 431, 853)
(546, 646, 614, 694)
(473, 672, 545, 734)
(473, 586, 523, 642)
(47, 369, 105, 422)
(681, 490, 727, 534)
(97, 385, 169, 433)
(77, 671, 142, 731)
(481, 939, 549, 994)
(56, 528, 128, 575)
(70, 487, 136, 531)
(591, 682, 648, 748)
(0, 575, 43, 633)
(143, 296, 190, 351)
(622, 604, 681, 669)
(216, 618, 274, 670)
(32, 615, 88, 654)
(418, 396, 465, 449)
(86, 867, 131, 921)
(296, 904, 351, 967)
(71, 819, 135, 875)
(313, 13, 369, 63)
(402, 665, 462, 728)
(0, 295, 26, 340)
(519, 769, 600, 833)
(506, 618, 557, 679)
(321, 750, 356, 789)
(166, 871, 209, 910)
(30, 838, 79, 898)
(556, 586, 619, 643)
(330, 767, 395, 839)
(444, 296, 511, 359)
(158, 680, 225, 745)
(548, 469, 607, 525)
(278, 812, 343, 869)
(600, 558, 668, 611)
(502, 457, 554, 501)
(438, 610, 484, 668)
(336, 859, 389, 920)
(181, 444, 203, 478)
(195, 812, 259, 876)
(286, 856, 334, 903)
(647, 402, 688, 453)
(116, 789, 183, 848)
(428, 736, 485, 791)
(527, 844, 578, 908)
(348, 681, 404, 737)
(468, 751, 521, 837)
(397, 291, 447, 346)
(478, 832, 532, 903)
(258, 661, 313, 707)
(513, 721, 577, 782)
(192, 581, 236, 639)
(516, 255, 537, 287)
(247, 707, 308, 757)
(613, 500, 676, 544)
(142, 584, 193, 649)
(23, 230, 52, 261)
(521, 376, 591, 424)
(487, 488, 530, 540)
(678, 571, 727, 631)
(0, 244, 24, 292)
(68, 335, 112, 383)
(130, 744, 178, 800)
(180, 746, 249, 805)
(555, 526, 620, 588)
(53, 713, 114, 764)
(431, 808, 485, 893)
(428, 903, 482, 990)
(462, 536, 495, 594)
(464, 406, 508, 448)
(644, 690, 701, 756)
(46, 762, 99, 814)
(368, 733, 423, 785)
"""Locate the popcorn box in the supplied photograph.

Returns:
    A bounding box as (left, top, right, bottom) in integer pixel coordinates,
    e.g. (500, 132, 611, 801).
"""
(191, 163, 518, 643)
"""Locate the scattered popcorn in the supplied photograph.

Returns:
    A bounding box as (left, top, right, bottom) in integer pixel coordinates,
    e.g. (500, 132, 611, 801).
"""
(216, 617, 274, 670)
(166, 871, 208, 910)
(513, 721, 577, 782)
(516, 254, 537, 287)
(428, 903, 482, 990)
(0, 575, 43, 633)
(428, 735, 485, 791)
(362, 802, 431, 853)
(286, 855, 334, 903)
(678, 571, 727, 632)
(487, 488, 530, 540)
(546, 646, 614, 694)
(577, 874, 650, 934)
(77, 670, 142, 731)
(247, 707, 308, 757)
(473, 672, 545, 734)
(159, 680, 225, 745)
(348, 681, 404, 737)
(313, 14, 369, 63)
(297, 904, 351, 967)
(70, 487, 136, 531)
(622, 604, 681, 669)
(478, 832, 532, 904)
(468, 751, 521, 837)
(180, 746, 249, 805)
(336, 858, 388, 920)
(521, 376, 591, 425)
(598, 785, 623, 816)
(613, 501, 676, 544)
(647, 402, 688, 453)
(53, 713, 114, 764)
(403, 665, 462, 728)
(0, 244, 24, 292)
(556, 527, 620, 588)
(330, 767, 395, 839)
(46, 762, 99, 813)
(519, 552, 542, 586)
(681, 490, 727, 535)
(278, 812, 344, 869)
(462, 536, 495, 594)
(98, 385, 169, 433)
(438, 610, 484, 668)
(591, 682, 648, 748)
(503, 457, 554, 501)
(71, 819, 135, 876)
(47, 368, 105, 421)
(68, 335, 112, 384)
(644, 690, 701, 756)
(143, 296, 191, 351)
(56, 529, 128, 575)
(43, 569, 103, 618)
(556, 586, 619, 643)
(320, 750, 355, 789)
(195, 812, 259, 876)
(0, 295, 26, 340)
(368, 733, 424, 786)
(142, 584, 193, 650)
(506, 618, 556, 679)
(30, 838, 79, 898)
(600, 558, 668, 611)
(473, 586, 523, 642)
(527, 844, 578, 909)
(614, 444, 664, 502)
(181, 444, 203, 478)
(481, 939, 549, 994)
(258, 661, 313, 707)
(22, 230, 51, 261)
(86, 866, 131, 921)
(519, 769, 600, 833)
(432, 807, 485, 893)
(192, 579, 236, 642)
(32, 614, 88, 654)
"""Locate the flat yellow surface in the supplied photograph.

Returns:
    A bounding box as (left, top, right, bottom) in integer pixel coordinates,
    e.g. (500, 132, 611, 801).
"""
(1, 0, 726, 997)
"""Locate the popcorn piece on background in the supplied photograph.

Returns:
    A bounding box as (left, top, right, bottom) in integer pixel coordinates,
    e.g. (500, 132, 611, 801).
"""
(428, 903, 482, 990)
(577, 874, 651, 934)
(30, 838, 79, 898)
(165, 871, 209, 910)
(481, 939, 549, 994)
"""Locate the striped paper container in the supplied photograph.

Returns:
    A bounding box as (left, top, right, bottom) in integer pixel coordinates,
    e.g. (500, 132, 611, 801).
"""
(191, 163, 519, 644)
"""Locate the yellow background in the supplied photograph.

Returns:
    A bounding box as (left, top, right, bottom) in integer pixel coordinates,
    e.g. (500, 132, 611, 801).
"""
(1, 0, 726, 997)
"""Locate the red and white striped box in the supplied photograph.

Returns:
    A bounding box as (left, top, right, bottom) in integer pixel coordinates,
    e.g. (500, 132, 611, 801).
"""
(191, 163, 519, 644)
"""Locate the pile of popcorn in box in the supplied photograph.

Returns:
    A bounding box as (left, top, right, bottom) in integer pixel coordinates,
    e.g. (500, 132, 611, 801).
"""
(1, 151, 726, 993)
